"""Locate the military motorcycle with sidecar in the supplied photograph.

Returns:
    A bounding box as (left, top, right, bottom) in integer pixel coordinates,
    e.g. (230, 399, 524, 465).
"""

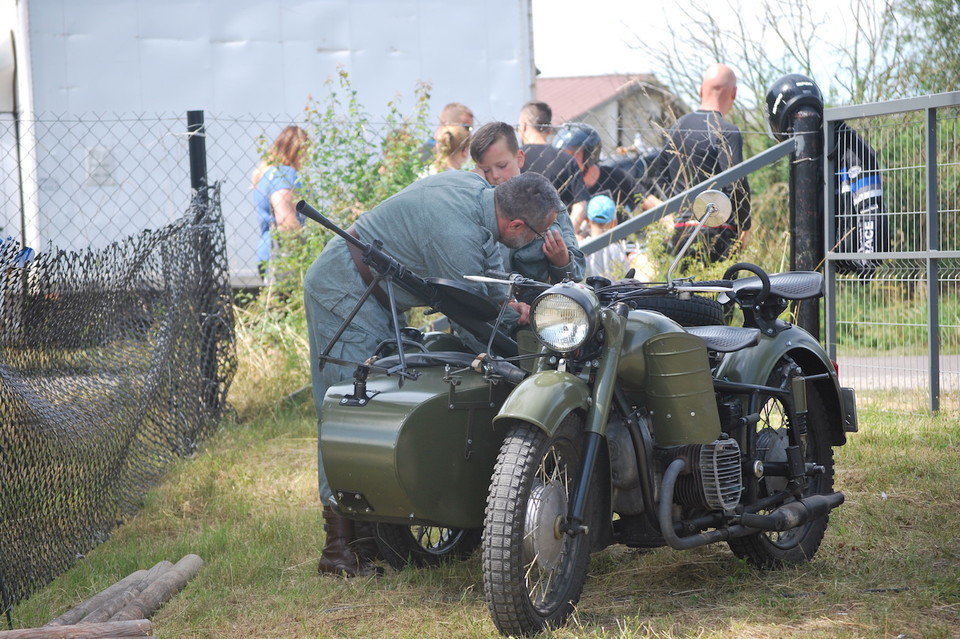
(296, 191, 858, 637)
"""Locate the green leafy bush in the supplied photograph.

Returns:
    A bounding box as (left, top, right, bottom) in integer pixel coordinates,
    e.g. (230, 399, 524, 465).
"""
(234, 71, 432, 418)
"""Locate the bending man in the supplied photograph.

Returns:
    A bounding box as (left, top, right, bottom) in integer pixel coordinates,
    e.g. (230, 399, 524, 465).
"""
(304, 170, 562, 577)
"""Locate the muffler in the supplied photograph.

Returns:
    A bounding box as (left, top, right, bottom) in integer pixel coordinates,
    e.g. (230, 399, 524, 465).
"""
(738, 492, 845, 531)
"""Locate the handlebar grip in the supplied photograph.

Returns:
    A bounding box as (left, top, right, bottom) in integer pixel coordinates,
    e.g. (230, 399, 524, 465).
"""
(484, 269, 513, 280)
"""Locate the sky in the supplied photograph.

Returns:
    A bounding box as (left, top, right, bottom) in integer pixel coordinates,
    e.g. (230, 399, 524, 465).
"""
(529, 0, 876, 101)
(530, 0, 680, 79)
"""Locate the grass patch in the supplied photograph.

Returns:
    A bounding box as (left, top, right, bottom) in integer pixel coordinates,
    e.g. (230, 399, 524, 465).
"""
(11, 410, 959, 638)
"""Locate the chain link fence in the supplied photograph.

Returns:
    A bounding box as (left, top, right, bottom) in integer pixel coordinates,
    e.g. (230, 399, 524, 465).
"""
(0, 184, 236, 614)
(0, 112, 308, 289)
(0, 110, 787, 287)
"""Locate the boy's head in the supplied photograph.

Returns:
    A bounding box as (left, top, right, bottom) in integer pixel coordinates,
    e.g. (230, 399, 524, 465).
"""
(587, 194, 618, 233)
(471, 121, 525, 185)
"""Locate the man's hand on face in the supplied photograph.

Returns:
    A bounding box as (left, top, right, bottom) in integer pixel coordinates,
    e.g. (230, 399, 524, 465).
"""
(507, 300, 531, 325)
(541, 229, 570, 267)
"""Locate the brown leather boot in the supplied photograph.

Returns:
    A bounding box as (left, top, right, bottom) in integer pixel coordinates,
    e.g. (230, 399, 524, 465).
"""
(318, 506, 383, 577)
(351, 519, 383, 562)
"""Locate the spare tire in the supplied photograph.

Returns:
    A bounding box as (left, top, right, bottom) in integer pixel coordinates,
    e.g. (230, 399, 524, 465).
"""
(631, 294, 724, 326)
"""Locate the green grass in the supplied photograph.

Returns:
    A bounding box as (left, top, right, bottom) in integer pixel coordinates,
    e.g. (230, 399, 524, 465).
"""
(8, 407, 959, 638)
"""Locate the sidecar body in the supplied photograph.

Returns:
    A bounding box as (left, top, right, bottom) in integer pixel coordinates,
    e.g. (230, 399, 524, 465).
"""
(319, 309, 692, 529)
(320, 346, 512, 529)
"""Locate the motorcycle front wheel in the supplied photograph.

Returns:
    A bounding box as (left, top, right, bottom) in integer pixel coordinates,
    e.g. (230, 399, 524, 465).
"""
(728, 356, 835, 569)
(375, 524, 481, 569)
(482, 415, 591, 637)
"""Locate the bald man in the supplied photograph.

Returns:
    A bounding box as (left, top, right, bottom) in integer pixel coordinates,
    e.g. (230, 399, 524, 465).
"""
(649, 63, 752, 263)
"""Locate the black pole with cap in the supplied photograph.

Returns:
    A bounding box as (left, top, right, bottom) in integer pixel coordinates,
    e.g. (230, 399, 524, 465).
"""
(765, 73, 825, 339)
(789, 106, 824, 337)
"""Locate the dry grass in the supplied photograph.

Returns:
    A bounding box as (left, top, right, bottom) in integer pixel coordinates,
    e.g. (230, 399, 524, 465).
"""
(9, 407, 959, 639)
(229, 299, 312, 420)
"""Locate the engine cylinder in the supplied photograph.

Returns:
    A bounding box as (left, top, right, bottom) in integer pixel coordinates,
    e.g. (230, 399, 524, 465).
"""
(671, 440, 743, 511)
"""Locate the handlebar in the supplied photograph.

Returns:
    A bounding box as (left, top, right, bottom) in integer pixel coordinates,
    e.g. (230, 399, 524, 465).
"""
(722, 262, 771, 306)
(484, 269, 513, 281)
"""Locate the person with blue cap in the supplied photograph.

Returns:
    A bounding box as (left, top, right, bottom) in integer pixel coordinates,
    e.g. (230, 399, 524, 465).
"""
(581, 193, 629, 279)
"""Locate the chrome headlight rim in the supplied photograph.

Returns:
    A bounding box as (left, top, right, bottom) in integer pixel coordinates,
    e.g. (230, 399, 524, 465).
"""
(530, 283, 601, 353)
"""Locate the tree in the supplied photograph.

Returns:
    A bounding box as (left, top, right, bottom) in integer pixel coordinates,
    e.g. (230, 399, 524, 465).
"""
(631, 0, 913, 114)
(898, 0, 960, 95)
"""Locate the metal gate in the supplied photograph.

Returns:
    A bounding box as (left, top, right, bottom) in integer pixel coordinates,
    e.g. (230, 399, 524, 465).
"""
(824, 92, 960, 413)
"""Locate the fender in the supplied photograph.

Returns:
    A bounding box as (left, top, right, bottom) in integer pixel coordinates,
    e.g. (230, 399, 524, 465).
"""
(493, 370, 590, 437)
(715, 323, 850, 445)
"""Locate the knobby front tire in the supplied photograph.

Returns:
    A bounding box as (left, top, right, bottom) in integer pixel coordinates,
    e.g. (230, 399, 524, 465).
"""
(482, 415, 592, 637)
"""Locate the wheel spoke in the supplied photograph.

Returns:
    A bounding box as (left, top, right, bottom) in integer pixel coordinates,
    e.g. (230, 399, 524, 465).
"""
(728, 357, 835, 569)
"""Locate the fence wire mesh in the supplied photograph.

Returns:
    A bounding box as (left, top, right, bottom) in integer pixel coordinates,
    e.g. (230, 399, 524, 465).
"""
(0, 110, 781, 286)
(0, 185, 236, 613)
(828, 102, 960, 413)
(0, 113, 192, 249)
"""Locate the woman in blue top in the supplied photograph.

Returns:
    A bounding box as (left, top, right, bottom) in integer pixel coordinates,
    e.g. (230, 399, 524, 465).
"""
(251, 125, 309, 275)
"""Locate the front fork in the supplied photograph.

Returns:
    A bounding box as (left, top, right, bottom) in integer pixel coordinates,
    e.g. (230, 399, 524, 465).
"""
(564, 303, 630, 536)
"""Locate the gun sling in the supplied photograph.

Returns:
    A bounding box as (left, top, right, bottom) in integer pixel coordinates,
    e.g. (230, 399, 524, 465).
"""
(345, 226, 394, 311)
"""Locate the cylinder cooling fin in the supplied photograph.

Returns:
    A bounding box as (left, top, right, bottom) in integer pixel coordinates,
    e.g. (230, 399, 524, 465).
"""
(671, 439, 743, 511)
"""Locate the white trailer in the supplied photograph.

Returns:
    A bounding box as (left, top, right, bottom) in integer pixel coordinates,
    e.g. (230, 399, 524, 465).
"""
(0, 0, 535, 284)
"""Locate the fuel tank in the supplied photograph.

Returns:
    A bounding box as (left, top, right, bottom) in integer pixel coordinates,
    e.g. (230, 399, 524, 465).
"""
(320, 366, 511, 529)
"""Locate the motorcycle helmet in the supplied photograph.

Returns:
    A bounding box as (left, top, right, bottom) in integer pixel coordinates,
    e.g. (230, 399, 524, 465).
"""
(765, 73, 824, 141)
(553, 122, 602, 167)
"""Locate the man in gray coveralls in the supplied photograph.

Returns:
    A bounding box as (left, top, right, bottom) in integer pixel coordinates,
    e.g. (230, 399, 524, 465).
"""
(304, 170, 563, 577)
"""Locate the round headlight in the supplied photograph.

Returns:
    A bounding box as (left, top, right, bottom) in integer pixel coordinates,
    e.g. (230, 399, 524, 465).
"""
(530, 283, 600, 353)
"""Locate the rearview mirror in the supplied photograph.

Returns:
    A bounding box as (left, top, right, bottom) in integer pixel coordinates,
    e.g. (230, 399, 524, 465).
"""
(665, 189, 734, 286)
(692, 189, 732, 227)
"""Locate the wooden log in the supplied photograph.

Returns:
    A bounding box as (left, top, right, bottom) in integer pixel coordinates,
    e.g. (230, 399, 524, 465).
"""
(110, 555, 203, 622)
(80, 563, 174, 624)
(44, 572, 148, 627)
(0, 619, 153, 638)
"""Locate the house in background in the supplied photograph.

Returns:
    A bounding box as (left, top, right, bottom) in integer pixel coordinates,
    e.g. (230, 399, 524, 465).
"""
(536, 73, 688, 157)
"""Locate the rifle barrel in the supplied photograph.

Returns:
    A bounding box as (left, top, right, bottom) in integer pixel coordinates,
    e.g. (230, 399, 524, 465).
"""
(295, 200, 366, 250)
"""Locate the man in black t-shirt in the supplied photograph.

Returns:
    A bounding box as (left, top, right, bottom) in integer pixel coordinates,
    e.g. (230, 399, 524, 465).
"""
(517, 101, 589, 232)
(648, 63, 751, 262)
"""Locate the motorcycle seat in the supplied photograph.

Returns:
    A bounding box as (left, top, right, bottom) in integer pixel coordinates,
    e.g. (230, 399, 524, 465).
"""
(685, 325, 761, 352)
(732, 271, 823, 301)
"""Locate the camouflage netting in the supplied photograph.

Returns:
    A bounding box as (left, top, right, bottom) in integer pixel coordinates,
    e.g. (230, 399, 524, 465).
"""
(0, 185, 236, 613)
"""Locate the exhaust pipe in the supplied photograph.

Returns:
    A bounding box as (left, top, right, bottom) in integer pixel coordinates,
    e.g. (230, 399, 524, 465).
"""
(658, 458, 846, 550)
(739, 492, 845, 531)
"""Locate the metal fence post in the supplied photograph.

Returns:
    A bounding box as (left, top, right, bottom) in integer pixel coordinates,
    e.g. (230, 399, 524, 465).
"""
(186, 110, 220, 416)
(926, 106, 940, 413)
(187, 110, 207, 203)
(823, 119, 839, 360)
